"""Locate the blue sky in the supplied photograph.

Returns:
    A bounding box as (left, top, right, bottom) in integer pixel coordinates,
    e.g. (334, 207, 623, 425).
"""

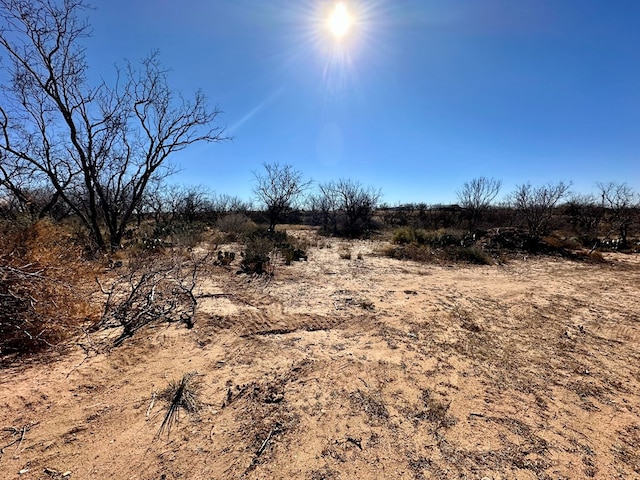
(87, 0, 640, 205)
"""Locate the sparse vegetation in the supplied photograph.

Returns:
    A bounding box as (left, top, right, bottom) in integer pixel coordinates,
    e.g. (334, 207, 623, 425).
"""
(0, 5, 639, 480)
(0, 220, 639, 479)
(216, 213, 257, 241)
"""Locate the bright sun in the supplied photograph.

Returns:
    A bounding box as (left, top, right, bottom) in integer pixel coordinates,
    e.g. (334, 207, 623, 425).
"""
(328, 2, 353, 39)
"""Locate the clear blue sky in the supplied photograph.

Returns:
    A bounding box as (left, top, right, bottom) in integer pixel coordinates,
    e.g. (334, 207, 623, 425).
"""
(86, 0, 639, 205)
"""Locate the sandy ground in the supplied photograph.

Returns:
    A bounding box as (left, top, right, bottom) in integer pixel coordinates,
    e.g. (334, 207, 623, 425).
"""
(1, 235, 639, 479)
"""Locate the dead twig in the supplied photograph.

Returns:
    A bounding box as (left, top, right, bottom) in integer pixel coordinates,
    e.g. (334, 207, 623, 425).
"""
(0, 422, 37, 458)
(146, 391, 157, 420)
(256, 422, 282, 457)
(346, 437, 363, 450)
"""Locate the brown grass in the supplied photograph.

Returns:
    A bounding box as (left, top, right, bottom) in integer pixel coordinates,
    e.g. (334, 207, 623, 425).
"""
(0, 220, 100, 360)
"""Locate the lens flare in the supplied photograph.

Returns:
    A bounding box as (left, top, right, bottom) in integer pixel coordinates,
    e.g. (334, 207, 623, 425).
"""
(328, 2, 353, 39)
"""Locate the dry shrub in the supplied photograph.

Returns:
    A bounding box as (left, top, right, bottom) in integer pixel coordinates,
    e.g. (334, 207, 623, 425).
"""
(239, 236, 275, 274)
(393, 227, 469, 247)
(216, 213, 257, 241)
(98, 249, 206, 346)
(443, 247, 493, 265)
(0, 220, 100, 359)
(381, 243, 433, 262)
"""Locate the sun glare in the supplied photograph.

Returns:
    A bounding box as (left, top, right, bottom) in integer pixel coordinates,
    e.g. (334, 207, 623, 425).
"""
(328, 2, 353, 39)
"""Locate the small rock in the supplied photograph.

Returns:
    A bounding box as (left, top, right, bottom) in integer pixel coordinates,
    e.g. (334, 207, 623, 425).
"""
(19, 469, 29, 475)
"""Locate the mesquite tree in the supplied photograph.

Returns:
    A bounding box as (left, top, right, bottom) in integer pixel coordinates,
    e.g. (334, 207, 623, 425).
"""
(0, 0, 226, 250)
(457, 176, 502, 229)
(597, 182, 639, 247)
(253, 163, 311, 231)
(509, 181, 571, 236)
(311, 179, 381, 236)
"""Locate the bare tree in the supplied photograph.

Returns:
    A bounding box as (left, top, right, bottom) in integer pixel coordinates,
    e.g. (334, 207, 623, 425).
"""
(0, 0, 226, 250)
(597, 182, 638, 246)
(313, 179, 381, 236)
(509, 181, 571, 236)
(307, 182, 341, 234)
(335, 179, 381, 235)
(565, 193, 603, 241)
(253, 162, 311, 231)
(171, 185, 212, 224)
(457, 176, 502, 229)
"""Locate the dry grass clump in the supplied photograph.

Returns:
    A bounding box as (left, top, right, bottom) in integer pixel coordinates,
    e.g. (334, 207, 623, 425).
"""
(381, 243, 434, 262)
(0, 220, 100, 360)
(157, 372, 203, 437)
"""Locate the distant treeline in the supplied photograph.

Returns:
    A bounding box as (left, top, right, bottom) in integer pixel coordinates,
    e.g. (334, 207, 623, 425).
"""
(2, 174, 639, 247)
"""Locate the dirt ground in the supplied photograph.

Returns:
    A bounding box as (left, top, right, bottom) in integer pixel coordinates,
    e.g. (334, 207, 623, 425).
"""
(1, 233, 640, 479)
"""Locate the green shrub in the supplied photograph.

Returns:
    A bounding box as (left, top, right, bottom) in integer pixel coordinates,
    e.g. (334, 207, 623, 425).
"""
(420, 229, 468, 247)
(393, 227, 416, 244)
